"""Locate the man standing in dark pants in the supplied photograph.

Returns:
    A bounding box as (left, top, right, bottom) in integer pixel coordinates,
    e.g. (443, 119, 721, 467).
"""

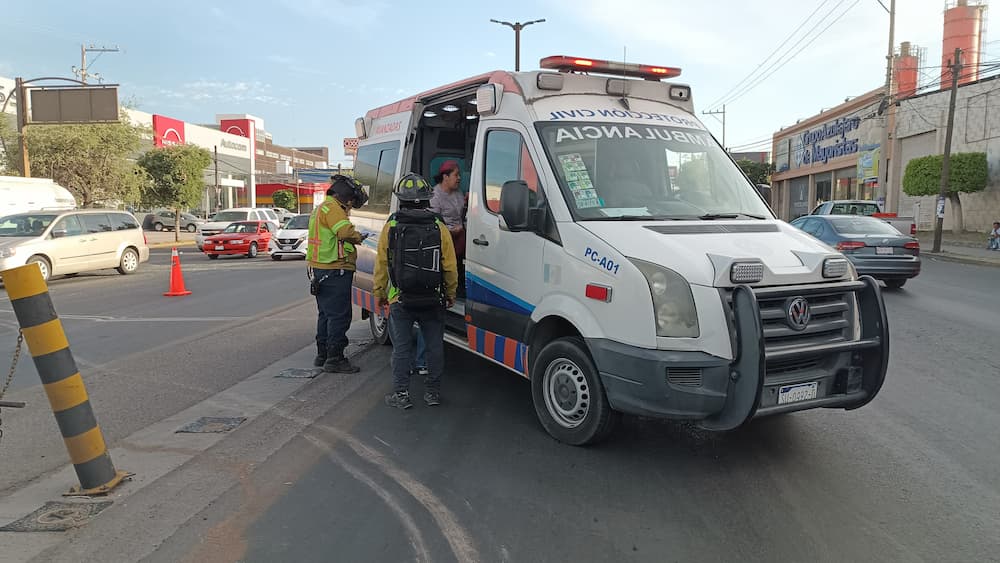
(374, 173, 457, 409)
(307, 175, 368, 373)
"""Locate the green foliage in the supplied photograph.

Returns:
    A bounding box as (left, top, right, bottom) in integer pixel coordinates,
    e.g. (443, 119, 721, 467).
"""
(138, 144, 213, 210)
(902, 152, 988, 197)
(0, 112, 147, 207)
(272, 189, 297, 211)
(735, 158, 775, 185)
(676, 157, 709, 188)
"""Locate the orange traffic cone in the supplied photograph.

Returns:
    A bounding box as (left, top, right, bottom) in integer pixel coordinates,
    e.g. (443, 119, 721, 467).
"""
(164, 247, 192, 297)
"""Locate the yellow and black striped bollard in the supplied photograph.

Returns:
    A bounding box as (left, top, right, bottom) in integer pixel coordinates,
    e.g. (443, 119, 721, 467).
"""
(2, 263, 128, 494)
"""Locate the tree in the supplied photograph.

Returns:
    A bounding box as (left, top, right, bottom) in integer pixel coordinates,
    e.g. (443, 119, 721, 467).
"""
(0, 112, 147, 207)
(902, 152, 987, 233)
(736, 158, 775, 185)
(272, 188, 297, 212)
(138, 144, 212, 241)
(676, 156, 709, 189)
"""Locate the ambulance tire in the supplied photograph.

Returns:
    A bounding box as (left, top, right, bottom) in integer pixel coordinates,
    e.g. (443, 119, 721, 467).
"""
(369, 309, 390, 346)
(532, 337, 617, 446)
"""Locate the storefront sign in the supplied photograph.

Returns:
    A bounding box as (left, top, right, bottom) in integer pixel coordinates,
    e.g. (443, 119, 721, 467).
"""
(152, 114, 186, 147)
(857, 146, 880, 182)
(796, 116, 861, 166)
(220, 138, 247, 152)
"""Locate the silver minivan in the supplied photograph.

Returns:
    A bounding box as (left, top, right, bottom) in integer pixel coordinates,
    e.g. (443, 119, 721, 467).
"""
(0, 209, 150, 281)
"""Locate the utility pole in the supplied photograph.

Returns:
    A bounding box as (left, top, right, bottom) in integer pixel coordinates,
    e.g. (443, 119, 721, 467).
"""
(933, 47, 963, 254)
(490, 19, 546, 71)
(73, 44, 120, 84)
(214, 146, 220, 218)
(877, 0, 895, 211)
(703, 105, 727, 150)
(15, 77, 31, 178)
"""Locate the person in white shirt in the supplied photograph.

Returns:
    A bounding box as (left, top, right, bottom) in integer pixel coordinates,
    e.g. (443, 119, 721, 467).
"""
(988, 221, 1000, 251)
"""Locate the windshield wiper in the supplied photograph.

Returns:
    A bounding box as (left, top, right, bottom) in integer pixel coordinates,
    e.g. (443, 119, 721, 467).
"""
(698, 212, 767, 220)
(589, 215, 682, 221)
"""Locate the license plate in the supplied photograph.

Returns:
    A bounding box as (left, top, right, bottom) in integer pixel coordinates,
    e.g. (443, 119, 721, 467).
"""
(778, 382, 818, 405)
(876, 246, 894, 255)
(215, 245, 225, 250)
(283, 245, 292, 250)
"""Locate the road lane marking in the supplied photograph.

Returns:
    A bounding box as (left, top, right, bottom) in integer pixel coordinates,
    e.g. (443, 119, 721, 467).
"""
(0, 310, 249, 323)
(304, 434, 430, 563)
(310, 424, 482, 563)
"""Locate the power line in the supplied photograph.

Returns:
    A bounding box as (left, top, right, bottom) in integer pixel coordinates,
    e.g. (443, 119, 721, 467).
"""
(711, 0, 859, 110)
(704, 0, 834, 110)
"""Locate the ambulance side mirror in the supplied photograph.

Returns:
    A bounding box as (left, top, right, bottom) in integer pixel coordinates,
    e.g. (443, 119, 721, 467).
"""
(500, 180, 532, 232)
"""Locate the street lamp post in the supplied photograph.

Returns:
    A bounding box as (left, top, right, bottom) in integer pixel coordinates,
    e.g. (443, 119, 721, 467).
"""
(490, 18, 545, 71)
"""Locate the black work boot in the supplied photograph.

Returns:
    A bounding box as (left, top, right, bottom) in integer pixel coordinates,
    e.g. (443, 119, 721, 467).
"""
(313, 342, 327, 368)
(323, 355, 360, 374)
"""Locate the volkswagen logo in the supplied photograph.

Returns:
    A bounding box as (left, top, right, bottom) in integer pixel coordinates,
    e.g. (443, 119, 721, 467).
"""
(785, 297, 811, 331)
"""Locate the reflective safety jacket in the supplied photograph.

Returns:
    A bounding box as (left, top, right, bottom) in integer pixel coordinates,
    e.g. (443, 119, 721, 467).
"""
(307, 196, 364, 270)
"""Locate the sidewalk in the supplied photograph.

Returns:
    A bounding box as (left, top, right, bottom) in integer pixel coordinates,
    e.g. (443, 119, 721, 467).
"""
(144, 230, 196, 249)
(916, 231, 1000, 267)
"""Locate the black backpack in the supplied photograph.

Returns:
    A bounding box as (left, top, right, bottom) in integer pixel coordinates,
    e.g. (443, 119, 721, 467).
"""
(388, 209, 444, 309)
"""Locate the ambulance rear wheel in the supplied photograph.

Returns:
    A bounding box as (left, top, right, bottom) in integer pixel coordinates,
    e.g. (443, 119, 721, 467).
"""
(532, 337, 617, 446)
(370, 309, 390, 346)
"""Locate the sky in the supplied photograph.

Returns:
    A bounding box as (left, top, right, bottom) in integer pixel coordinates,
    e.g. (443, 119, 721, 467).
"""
(1, 0, 996, 167)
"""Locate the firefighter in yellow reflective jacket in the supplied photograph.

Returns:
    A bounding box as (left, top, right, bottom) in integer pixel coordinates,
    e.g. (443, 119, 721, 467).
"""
(374, 173, 457, 409)
(308, 174, 369, 373)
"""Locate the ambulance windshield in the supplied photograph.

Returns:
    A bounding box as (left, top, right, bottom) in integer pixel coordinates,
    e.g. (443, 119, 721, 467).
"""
(536, 122, 772, 220)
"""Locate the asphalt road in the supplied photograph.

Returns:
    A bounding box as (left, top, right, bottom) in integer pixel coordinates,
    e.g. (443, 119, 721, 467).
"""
(27, 257, 999, 562)
(0, 248, 317, 493)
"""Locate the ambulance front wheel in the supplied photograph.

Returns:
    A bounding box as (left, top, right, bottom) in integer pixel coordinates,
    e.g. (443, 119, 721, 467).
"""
(532, 337, 618, 446)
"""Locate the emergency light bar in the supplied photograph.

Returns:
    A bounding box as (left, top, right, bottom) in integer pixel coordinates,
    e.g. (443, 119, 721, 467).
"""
(539, 56, 682, 81)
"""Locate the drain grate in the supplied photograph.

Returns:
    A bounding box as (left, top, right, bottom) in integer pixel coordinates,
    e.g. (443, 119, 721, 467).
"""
(275, 367, 323, 379)
(0, 501, 113, 532)
(175, 416, 246, 434)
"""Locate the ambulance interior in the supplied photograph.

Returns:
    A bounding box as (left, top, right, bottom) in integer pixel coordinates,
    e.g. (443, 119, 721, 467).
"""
(410, 92, 479, 310)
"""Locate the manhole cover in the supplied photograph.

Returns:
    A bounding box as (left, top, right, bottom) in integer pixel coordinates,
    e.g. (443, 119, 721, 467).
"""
(0, 501, 113, 532)
(175, 416, 246, 434)
(276, 367, 323, 379)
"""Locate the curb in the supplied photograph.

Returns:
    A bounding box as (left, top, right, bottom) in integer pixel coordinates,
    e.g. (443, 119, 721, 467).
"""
(147, 241, 197, 249)
(0, 321, 376, 559)
(925, 251, 1000, 268)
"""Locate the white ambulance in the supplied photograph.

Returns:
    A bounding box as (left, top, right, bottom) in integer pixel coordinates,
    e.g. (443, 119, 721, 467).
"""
(350, 56, 889, 445)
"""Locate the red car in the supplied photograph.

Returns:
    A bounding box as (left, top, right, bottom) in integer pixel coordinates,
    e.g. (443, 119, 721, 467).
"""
(203, 221, 273, 259)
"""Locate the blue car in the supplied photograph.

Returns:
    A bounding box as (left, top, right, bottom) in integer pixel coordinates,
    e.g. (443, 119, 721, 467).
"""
(790, 215, 921, 289)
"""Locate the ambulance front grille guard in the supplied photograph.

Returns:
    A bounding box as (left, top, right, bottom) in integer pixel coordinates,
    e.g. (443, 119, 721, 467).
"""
(721, 280, 862, 361)
(702, 277, 888, 431)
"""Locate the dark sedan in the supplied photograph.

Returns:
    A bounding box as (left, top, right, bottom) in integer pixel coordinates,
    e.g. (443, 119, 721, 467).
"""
(790, 215, 920, 289)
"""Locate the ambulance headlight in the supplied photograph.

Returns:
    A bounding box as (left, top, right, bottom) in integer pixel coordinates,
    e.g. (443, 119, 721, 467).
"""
(630, 259, 699, 338)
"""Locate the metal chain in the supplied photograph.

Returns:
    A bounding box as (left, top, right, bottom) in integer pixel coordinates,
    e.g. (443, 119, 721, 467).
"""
(0, 331, 24, 446)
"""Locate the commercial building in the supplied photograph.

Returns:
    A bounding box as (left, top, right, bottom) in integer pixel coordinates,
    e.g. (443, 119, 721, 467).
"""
(769, 89, 886, 220)
(770, 0, 1000, 231)
(0, 77, 337, 214)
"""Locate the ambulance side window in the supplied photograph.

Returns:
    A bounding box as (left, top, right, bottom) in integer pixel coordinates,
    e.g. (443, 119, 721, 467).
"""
(355, 141, 400, 216)
(483, 129, 539, 214)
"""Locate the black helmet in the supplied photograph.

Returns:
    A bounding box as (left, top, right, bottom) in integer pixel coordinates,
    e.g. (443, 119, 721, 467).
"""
(395, 173, 433, 203)
(328, 174, 368, 208)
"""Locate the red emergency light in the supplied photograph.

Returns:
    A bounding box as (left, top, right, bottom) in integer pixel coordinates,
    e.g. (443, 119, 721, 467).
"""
(540, 56, 683, 81)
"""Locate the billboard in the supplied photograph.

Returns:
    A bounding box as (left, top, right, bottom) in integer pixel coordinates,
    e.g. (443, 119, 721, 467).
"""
(28, 86, 119, 124)
(857, 147, 880, 182)
(343, 137, 358, 156)
(152, 115, 186, 147)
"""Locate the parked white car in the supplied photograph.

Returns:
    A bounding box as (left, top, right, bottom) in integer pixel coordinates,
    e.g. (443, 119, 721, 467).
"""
(195, 208, 281, 250)
(268, 214, 310, 260)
